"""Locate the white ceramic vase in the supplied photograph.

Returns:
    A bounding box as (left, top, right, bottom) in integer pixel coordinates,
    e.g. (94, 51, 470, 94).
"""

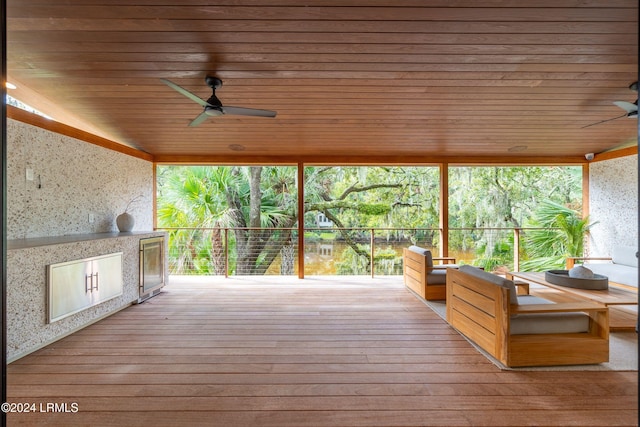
(116, 212, 135, 232)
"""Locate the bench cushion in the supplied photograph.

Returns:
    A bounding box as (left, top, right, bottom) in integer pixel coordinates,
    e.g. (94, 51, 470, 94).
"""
(426, 269, 447, 285)
(511, 295, 590, 335)
(458, 265, 518, 305)
(407, 245, 433, 267)
(583, 262, 637, 288)
(612, 245, 638, 268)
(510, 312, 590, 335)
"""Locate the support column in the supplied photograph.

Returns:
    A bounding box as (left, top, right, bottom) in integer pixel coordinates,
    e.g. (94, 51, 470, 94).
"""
(439, 163, 449, 258)
(297, 163, 305, 279)
(582, 163, 590, 256)
(582, 163, 590, 220)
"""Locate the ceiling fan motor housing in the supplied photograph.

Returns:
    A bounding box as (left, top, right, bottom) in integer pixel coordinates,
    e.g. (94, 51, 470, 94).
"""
(204, 106, 224, 117)
(205, 76, 225, 115)
(205, 76, 223, 89)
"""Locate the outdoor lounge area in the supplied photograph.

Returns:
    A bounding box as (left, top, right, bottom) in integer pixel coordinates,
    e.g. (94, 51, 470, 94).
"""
(2, 1, 639, 426)
(446, 266, 610, 368)
(5, 275, 638, 426)
(401, 247, 635, 369)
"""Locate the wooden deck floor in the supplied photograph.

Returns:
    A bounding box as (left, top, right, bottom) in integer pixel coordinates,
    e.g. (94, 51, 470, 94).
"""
(6, 276, 639, 426)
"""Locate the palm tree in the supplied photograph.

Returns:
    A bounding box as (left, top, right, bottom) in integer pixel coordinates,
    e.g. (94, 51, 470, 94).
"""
(158, 166, 299, 275)
(520, 200, 596, 271)
(157, 166, 233, 274)
(230, 166, 299, 275)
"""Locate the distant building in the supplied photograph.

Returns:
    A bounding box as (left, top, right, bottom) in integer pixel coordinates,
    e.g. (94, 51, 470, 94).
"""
(316, 213, 334, 228)
(317, 243, 333, 257)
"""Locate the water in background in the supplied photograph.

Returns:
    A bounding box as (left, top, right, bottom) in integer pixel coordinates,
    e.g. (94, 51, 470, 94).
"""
(303, 241, 477, 276)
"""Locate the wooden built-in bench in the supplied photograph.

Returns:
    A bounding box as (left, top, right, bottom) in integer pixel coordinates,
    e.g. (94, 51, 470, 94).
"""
(446, 265, 609, 368)
(402, 246, 456, 300)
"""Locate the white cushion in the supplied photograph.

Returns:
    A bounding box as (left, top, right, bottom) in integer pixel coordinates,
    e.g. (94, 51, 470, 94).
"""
(611, 245, 638, 268)
(584, 262, 638, 288)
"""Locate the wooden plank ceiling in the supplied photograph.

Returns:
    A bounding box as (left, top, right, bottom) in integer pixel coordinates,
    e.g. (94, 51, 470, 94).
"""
(6, 0, 639, 164)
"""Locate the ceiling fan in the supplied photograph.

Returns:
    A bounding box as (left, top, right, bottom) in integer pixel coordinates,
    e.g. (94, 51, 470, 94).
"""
(161, 76, 277, 127)
(582, 81, 638, 128)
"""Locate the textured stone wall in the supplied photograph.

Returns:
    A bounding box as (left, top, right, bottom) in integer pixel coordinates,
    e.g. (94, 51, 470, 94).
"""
(5, 119, 159, 361)
(7, 119, 153, 240)
(588, 155, 638, 256)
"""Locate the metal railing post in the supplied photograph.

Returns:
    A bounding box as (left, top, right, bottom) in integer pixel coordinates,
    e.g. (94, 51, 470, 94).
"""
(370, 228, 375, 278)
(513, 228, 521, 272)
(224, 228, 229, 278)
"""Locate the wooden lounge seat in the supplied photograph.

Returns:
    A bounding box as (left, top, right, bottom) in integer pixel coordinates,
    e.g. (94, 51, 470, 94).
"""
(403, 245, 457, 300)
(446, 265, 609, 368)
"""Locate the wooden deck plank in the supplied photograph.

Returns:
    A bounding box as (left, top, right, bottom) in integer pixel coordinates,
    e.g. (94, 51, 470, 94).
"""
(12, 353, 491, 366)
(5, 395, 639, 412)
(8, 381, 638, 398)
(6, 409, 640, 427)
(6, 276, 638, 427)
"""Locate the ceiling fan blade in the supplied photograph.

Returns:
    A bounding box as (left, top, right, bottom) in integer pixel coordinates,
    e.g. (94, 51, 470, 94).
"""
(161, 78, 210, 108)
(581, 113, 628, 129)
(188, 111, 211, 127)
(222, 106, 277, 117)
(613, 100, 638, 114)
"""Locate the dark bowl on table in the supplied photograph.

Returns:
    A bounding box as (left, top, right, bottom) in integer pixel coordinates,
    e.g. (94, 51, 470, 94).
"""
(544, 269, 608, 290)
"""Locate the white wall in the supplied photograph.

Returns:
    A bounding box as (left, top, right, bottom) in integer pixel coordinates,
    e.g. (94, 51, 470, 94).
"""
(588, 154, 638, 256)
(7, 119, 154, 240)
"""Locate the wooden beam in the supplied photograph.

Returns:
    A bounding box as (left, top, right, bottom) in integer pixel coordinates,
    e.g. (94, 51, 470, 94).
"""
(592, 145, 638, 162)
(153, 154, 591, 166)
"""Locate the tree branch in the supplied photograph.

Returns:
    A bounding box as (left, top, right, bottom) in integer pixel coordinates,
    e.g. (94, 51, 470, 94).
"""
(338, 182, 403, 200)
(321, 209, 370, 261)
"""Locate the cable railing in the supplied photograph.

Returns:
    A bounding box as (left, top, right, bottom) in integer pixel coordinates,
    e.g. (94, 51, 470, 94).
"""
(158, 226, 554, 277)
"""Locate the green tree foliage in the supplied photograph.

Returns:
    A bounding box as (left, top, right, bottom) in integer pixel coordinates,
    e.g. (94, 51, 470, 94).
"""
(304, 166, 440, 270)
(157, 165, 297, 275)
(157, 165, 583, 275)
(305, 166, 439, 227)
(156, 166, 232, 274)
(448, 166, 582, 269)
(520, 200, 595, 271)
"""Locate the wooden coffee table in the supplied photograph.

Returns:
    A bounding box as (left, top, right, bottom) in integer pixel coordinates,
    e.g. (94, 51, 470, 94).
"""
(507, 271, 638, 331)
